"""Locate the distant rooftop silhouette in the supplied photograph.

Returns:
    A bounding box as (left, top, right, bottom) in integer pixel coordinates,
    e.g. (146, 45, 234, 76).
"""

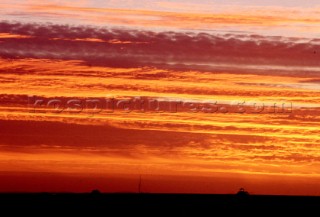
(91, 189, 101, 195)
(236, 188, 250, 197)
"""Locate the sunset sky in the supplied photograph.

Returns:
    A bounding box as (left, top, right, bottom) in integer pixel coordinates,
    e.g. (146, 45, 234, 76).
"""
(0, 0, 320, 195)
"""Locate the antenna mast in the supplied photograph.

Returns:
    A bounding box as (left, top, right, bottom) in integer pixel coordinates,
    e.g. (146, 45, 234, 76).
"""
(138, 175, 142, 193)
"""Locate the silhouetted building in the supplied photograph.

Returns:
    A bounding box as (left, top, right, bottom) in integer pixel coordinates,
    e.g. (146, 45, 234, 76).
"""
(236, 188, 249, 197)
(91, 189, 101, 195)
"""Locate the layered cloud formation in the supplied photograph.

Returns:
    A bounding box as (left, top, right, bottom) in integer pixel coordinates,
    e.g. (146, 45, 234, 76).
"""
(0, 1, 320, 194)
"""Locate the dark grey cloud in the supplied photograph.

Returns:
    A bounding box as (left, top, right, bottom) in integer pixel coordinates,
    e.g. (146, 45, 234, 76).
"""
(1, 21, 320, 74)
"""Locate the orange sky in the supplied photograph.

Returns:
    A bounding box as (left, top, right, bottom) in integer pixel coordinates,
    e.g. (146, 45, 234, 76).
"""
(0, 1, 320, 195)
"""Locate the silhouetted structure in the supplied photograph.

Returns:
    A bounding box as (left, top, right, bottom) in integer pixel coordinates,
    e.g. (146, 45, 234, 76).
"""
(236, 188, 250, 197)
(138, 175, 142, 193)
(91, 189, 101, 195)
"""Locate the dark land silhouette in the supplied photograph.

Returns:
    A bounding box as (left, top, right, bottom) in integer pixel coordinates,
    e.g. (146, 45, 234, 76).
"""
(0, 191, 319, 213)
